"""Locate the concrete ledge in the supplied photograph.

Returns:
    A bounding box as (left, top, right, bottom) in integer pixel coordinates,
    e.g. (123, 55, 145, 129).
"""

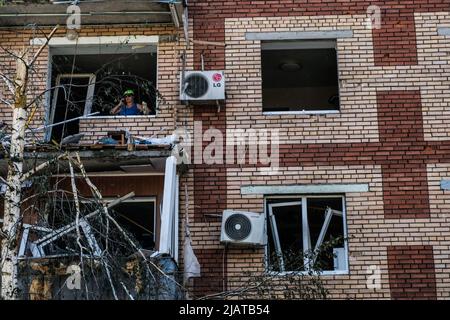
(441, 180, 450, 190)
(245, 30, 353, 41)
(438, 27, 450, 36)
(241, 183, 369, 195)
(31, 35, 159, 46)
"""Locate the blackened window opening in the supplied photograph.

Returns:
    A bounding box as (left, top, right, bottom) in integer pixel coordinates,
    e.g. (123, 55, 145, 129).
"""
(50, 52, 158, 141)
(261, 40, 340, 112)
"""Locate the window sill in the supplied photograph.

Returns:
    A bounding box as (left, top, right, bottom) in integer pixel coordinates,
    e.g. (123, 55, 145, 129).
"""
(266, 269, 349, 276)
(80, 115, 157, 120)
(263, 110, 340, 116)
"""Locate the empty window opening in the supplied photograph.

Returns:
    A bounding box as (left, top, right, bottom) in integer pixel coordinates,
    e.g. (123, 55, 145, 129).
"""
(49, 47, 157, 142)
(266, 196, 347, 273)
(261, 40, 340, 113)
(39, 200, 101, 257)
(112, 200, 156, 250)
(38, 198, 156, 257)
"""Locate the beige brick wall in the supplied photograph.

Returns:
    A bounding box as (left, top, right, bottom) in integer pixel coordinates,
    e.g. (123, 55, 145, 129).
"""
(416, 12, 450, 141)
(186, 12, 450, 299)
(427, 163, 450, 299)
(223, 12, 450, 144)
(2, 9, 450, 300)
(223, 165, 391, 299)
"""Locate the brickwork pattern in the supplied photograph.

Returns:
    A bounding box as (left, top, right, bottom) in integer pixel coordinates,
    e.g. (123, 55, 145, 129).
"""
(0, 25, 188, 142)
(387, 245, 437, 299)
(188, 1, 450, 299)
(1, 0, 450, 300)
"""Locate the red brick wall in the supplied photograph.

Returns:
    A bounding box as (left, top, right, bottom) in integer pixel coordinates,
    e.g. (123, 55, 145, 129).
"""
(192, 248, 226, 297)
(193, 106, 227, 222)
(372, 8, 418, 66)
(0, 24, 183, 142)
(189, 0, 450, 298)
(190, 0, 450, 68)
(377, 91, 430, 218)
(387, 245, 437, 300)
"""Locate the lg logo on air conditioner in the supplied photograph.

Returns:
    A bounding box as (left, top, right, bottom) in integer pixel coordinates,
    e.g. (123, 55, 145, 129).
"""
(212, 73, 223, 88)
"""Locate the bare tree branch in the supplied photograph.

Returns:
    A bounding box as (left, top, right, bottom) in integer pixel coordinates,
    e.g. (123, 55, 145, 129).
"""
(20, 152, 68, 183)
(0, 73, 16, 95)
(24, 85, 66, 110)
(0, 45, 26, 66)
(28, 25, 59, 67)
(0, 95, 13, 107)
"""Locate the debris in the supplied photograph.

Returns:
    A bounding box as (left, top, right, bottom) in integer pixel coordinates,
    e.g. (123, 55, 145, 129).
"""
(97, 137, 118, 145)
(21, 192, 135, 259)
(61, 133, 85, 145)
(134, 134, 177, 146)
(159, 156, 178, 256)
(183, 184, 200, 285)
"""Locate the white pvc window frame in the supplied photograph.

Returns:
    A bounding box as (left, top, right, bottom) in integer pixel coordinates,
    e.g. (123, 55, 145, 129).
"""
(261, 39, 342, 115)
(51, 197, 158, 241)
(159, 156, 179, 262)
(44, 37, 159, 134)
(48, 73, 96, 139)
(16, 195, 156, 259)
(264, 194, 349, 276)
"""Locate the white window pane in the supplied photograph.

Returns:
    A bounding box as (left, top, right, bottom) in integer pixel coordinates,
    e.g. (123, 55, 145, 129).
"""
(267, 199, 304, 272)
(307, 197, 345, 271)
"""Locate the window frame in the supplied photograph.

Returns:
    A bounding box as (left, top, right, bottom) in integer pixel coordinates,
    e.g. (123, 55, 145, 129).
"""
(16, 196, 157, 259)
(47, 73, 97, 140)
(51, 196, 157, 244)
(260, 40, 342, 115)
(100, 196, 157, 245)
(45, 38, 159, 141)
(264, 194, 349, 276)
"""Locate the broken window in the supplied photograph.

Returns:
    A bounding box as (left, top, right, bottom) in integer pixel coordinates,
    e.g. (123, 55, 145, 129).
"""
(112, 199, 156, 250)
(266, 196, 347, 273)
(23, 197, 156, 258)
(48, 45, 158, 142)
(261, 40, 340, 113)
(29, 199, 102, 258)
(50, 74, 96, 143)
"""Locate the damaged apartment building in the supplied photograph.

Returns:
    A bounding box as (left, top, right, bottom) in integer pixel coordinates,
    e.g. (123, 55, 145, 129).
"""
(1, 0, 450, 300)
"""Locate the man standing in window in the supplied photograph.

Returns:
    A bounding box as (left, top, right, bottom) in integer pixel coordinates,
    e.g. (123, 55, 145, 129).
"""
(110, 89, 145, 115)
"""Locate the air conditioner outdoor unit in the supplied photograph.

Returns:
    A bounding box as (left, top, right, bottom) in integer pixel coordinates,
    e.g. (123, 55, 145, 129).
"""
(180, 70, 225, 103)
(220, 210, 266, 246)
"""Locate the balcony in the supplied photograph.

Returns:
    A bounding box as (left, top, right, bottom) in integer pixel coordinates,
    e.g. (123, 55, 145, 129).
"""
(0, 0, 185, 27)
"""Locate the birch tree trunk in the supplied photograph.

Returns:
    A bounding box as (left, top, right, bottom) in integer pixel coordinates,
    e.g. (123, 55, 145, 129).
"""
(1, 53, 28, 300)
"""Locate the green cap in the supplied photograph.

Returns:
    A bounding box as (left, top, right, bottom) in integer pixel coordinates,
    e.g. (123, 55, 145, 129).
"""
(123, 89, 134, 96)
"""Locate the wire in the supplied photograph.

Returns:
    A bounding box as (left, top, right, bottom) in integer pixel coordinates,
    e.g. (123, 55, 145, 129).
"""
(117, 213, 154, 236)
(58, 39, 79, 147)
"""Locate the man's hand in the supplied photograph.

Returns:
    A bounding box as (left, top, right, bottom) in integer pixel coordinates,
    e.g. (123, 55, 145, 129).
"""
(141, 101, 150, 115)
(110, 99, 123, 115)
